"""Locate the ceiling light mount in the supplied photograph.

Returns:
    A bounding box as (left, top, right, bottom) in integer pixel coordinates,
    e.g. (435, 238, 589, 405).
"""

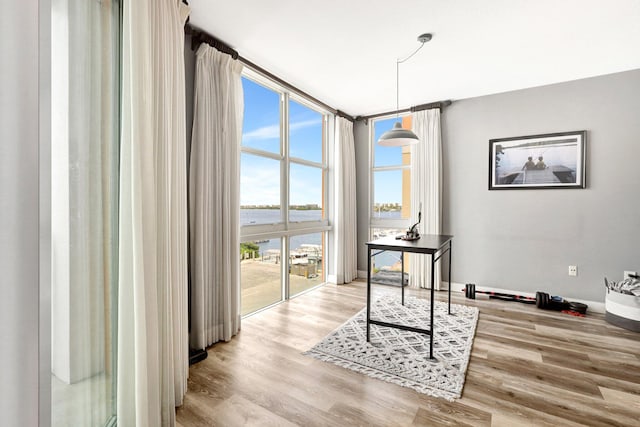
(417, 33, 432, 44)
(377, 33, 433, 147)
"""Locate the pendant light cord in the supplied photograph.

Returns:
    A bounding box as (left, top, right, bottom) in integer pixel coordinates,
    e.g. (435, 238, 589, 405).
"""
(395, 41, 427, 120)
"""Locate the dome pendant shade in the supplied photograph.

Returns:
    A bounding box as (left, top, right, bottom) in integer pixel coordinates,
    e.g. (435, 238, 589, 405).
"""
(377, 121, 419, 146)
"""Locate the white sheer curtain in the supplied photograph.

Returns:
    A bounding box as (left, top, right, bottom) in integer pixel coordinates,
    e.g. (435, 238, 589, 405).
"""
(189, 44, 243, 350)
(118, 1, 190, 425)
(334, 117, 358, 284)
(409, 109, 443, 289)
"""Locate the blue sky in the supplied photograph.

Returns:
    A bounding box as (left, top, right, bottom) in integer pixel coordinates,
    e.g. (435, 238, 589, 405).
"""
(373, 117, 404, 167)
(241, 77, 323, 206)
(373, 117, 405, 205)
(241, 77, 402, 206)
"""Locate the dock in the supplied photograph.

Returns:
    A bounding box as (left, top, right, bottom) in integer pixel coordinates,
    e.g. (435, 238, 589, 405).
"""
(499, 166, 576, 185)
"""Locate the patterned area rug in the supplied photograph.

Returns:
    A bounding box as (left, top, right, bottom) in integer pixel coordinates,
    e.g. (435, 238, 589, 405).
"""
(304, 295, 479, 401)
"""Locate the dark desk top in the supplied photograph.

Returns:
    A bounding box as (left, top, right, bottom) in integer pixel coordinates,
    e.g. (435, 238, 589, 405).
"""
(366, 234, 453, 254)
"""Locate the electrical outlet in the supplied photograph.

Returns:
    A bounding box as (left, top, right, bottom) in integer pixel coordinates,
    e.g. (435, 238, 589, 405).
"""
(624, 271, 637, 279)
(568, 265, 578, 276)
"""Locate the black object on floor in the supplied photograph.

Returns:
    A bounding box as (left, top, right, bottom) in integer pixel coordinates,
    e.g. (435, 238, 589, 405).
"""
(536, 291, 588, 314)
(464, 283, 536, 304)
(568, 301, 588, 314)
(189, 348, 208, 365)
(463, 284, 589, 315)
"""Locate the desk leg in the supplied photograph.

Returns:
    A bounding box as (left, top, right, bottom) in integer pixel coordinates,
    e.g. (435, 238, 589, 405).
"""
(448, 240, 452, 315)
(367, 246, 371, 342)
(430, 253, 435, 359)
(401, 252, 405, 306)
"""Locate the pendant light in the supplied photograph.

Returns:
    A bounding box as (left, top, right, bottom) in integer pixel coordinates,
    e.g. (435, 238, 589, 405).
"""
(377, 33, 432, 146)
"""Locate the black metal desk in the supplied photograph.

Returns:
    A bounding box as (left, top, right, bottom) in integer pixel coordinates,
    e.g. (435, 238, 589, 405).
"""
(366, 234, 453, 359)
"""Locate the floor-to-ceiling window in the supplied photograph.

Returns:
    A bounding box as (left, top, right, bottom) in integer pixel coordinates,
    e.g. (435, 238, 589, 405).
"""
(240, 71, 330, 315)
(51, 0, 120, 425)
(370, 115, 412, 279)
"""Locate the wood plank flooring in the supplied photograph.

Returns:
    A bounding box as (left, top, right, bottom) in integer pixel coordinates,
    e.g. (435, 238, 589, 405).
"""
(176, 281, 640, 426)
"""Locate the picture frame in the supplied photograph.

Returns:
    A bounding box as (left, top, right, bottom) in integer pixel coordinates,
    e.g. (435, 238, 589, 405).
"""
(489, 131, 587, 190)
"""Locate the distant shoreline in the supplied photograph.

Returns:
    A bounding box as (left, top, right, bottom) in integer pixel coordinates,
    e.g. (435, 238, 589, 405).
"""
(241, 206, 321, 211)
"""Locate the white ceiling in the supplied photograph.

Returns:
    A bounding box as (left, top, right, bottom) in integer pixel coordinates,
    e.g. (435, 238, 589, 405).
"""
(189, 0, 640, 117)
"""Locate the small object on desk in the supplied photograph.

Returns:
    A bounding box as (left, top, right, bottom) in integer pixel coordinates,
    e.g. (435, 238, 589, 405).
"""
(396, 207, 422, 241)
(399, 233, 420, 241)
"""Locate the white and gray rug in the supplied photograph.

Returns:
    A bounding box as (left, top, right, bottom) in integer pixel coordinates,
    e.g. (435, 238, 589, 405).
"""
(304, 295, 479, 401)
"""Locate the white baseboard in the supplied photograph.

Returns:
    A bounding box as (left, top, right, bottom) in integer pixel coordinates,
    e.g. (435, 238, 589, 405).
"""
(350, 277, 606, 313)
(569, 298, 605, 314)
(450, 282, 605, 314)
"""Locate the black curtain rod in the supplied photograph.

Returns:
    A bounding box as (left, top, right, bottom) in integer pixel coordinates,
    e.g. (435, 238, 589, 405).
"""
(355, 100, 452, 123)
(185, 23, 356, 123)
(411, 100, 452, 112)
(185, 24, 238, 59)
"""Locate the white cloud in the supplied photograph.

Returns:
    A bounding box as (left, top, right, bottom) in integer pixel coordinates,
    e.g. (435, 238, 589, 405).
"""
(290, 118, 321, 132)
(242, 118, 320, 142)
(241, 163, 322, 205)
(240, 166, 280, 205)
(240, 116, 323, 205)
(242, 123, 279, 141)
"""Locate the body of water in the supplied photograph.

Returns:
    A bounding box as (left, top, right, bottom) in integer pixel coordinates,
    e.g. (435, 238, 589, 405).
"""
(241, 208, 403, 225)
(241, 209, 323, 253)
(250, 234, 323, 254)
(241, 208, 321, 226)
(372, 210, 403, 220)
(241, 209, 403, 270)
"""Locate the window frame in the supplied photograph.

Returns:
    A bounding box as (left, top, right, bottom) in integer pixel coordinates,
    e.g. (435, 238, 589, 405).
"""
(239, 69, 332, 316)
(369, 113, 413, 234)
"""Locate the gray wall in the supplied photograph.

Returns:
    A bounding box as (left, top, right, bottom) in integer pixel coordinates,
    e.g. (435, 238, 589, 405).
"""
(0, 1, 45, 425)
(356, 69, 640, 302)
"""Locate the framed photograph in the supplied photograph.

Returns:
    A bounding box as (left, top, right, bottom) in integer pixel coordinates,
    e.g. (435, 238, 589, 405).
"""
(489, 131, 586, 190)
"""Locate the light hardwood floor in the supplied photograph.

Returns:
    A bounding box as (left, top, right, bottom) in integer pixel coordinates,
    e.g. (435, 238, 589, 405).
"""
(176, 281, 640, 426)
